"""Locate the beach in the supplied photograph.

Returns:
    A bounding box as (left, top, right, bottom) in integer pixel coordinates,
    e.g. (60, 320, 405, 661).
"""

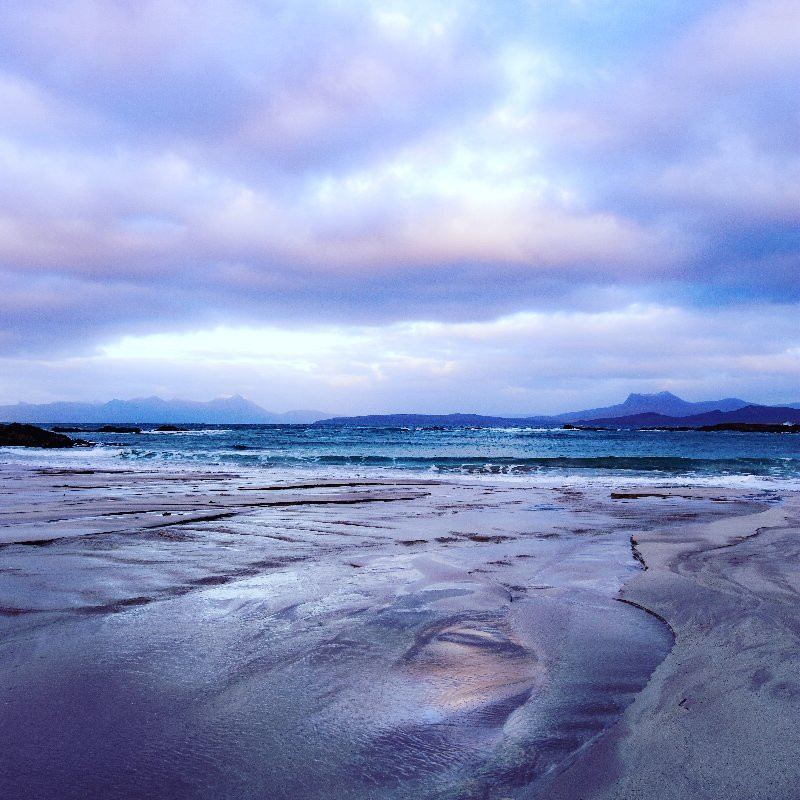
(1, 450, 797, 799)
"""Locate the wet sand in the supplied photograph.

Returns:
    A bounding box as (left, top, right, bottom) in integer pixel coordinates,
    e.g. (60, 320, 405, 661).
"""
(0, 464, 793, 798)
(543, 488, 800, 799)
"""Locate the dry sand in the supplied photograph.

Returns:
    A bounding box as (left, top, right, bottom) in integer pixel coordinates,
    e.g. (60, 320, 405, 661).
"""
(543, 488, 800, 799)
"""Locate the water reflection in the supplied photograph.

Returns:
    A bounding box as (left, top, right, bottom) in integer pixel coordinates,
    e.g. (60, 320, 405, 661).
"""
(399, 615, 539, 716)
(293, 571, 671, 800)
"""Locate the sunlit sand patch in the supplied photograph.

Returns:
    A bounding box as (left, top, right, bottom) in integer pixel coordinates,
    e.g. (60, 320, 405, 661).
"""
(400, 617, 544, 717)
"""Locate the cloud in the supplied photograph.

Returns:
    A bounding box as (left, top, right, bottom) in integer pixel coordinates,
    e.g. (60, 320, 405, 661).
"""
(0, 0, 797, 409)
(0, 0, 499, 165)
(537, 0, 800, 218)
(3, 304, 798, 412)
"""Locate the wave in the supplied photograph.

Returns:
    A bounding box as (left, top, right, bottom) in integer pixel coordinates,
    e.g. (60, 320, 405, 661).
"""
(113, 449, 800, 477)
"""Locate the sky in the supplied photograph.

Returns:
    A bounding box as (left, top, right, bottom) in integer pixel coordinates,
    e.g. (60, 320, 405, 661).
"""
(1, 0, 798, 415)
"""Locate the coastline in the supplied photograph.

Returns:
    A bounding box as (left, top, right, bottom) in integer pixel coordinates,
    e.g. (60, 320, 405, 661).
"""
(543, 489, 800, 799)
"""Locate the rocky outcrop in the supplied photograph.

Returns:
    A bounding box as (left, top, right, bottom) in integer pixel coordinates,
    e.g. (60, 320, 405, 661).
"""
(0, 423, 77, 448)
(98, 425, 141, 433)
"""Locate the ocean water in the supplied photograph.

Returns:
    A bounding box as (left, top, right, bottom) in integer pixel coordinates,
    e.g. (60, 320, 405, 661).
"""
(4, 423, 800, 484)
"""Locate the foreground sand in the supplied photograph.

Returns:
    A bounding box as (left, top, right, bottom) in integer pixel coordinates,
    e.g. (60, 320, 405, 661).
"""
(544, 488, 800, 799)
(1, 463, 797, 798)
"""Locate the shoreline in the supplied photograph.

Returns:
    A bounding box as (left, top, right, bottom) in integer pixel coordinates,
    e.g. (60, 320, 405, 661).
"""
(542, 489, 800, 799)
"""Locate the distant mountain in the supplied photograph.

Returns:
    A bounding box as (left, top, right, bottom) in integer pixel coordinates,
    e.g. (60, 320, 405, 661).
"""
(577, 405, 800, 428)
(557, 391, 750, 422)
(313, 413, 557, 428)
(0, 396, 328, 424)
(3, 390, 793, 427)
(312, 392, 760, 427)
(269, 409, 330, 424)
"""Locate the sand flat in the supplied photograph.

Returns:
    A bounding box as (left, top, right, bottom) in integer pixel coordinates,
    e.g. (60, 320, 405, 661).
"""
(1, 464, 792, 798)
(544, 489, 800, 799)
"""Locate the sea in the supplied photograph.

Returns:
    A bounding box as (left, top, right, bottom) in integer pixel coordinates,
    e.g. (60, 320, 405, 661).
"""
(4, 422, 800, 485)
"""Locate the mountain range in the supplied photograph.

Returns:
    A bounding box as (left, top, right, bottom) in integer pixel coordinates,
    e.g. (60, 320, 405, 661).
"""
(554, 391, 752, 422)
(1, 391, 798, 426)
(314, 392, 800, 427)
(0, 395, 326, 424)
(574, 405, 800, 428)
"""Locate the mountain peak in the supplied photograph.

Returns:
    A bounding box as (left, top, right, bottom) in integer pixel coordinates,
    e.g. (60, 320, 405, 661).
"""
(560, 391, 751, 422)
(625, 391, 680, 402)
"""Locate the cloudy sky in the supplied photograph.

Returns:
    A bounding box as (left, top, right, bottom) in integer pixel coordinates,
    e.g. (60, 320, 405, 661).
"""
(1, 0, 798, 414)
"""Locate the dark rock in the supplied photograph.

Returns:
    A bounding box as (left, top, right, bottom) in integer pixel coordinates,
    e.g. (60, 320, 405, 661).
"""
(155, 425, 187, 432)
(697, 423, 800, 433)
(0, 423, 76, 448)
